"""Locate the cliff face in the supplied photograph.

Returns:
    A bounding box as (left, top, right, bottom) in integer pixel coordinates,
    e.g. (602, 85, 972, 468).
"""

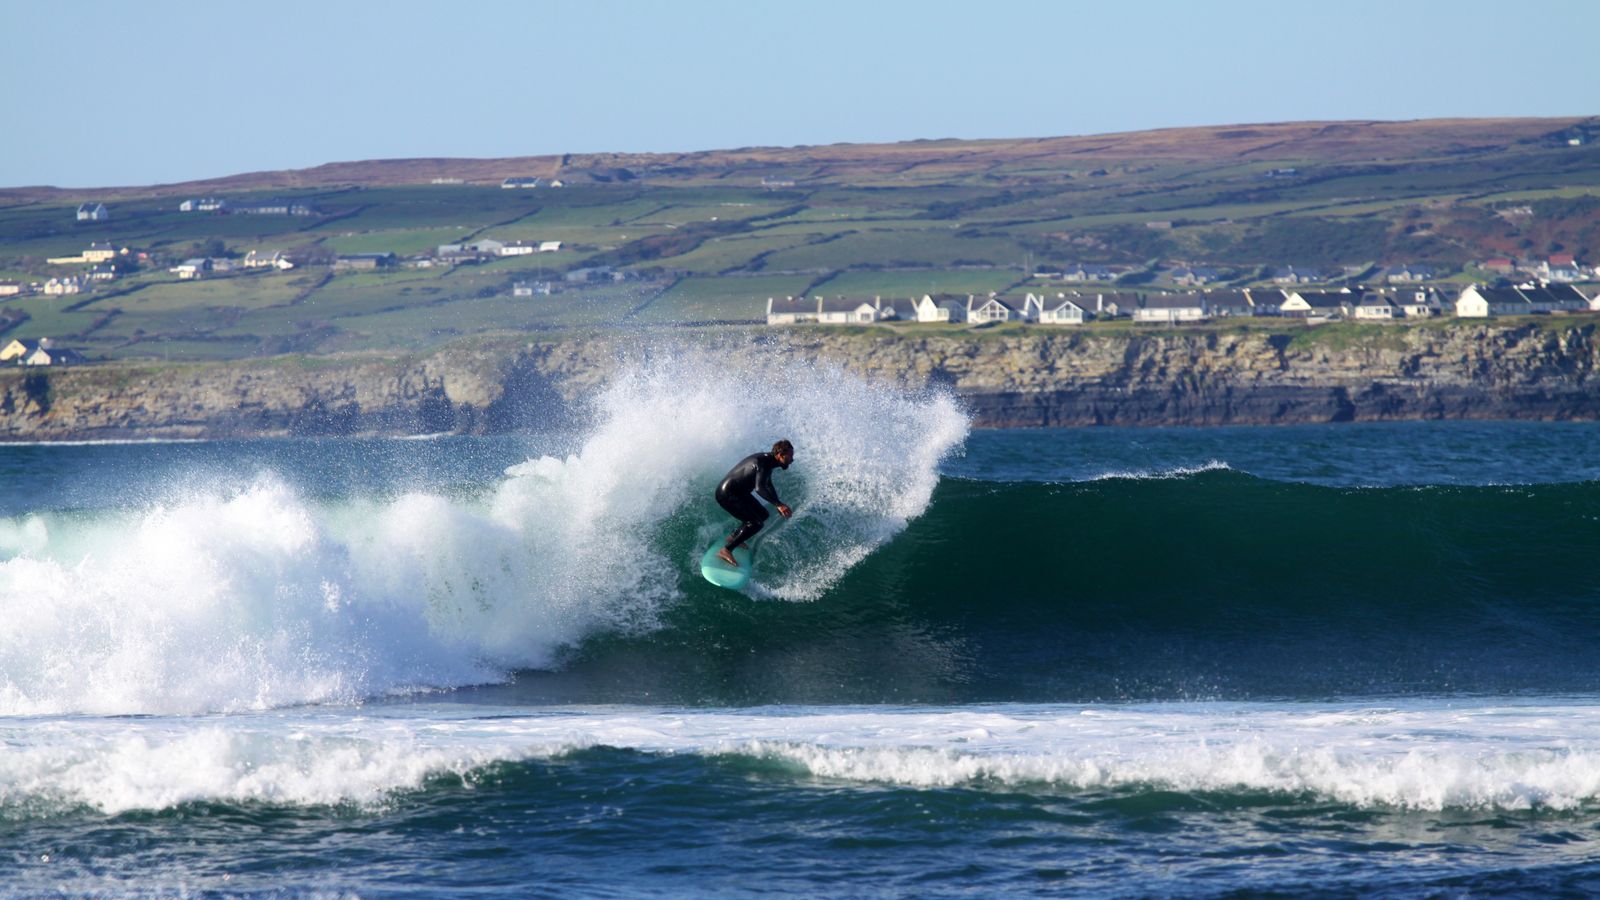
(2, 323, 1598, 440)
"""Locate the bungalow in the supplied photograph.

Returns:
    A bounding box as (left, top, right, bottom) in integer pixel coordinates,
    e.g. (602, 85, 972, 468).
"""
(243, 250, 294, 270)
(766, 295, 821, 325)
(1350, 292, 1397, 321)
(1134, 292, 1207, 324)
(24, 345, 84, 366)
(1061, 263, 1119, 282)
(1172, 266, 1221, 287)
(333, 253, 395, 270)
(1245, 288, 1285, 316)
(911, 293, 969, 323)
(76, 203, 108, 222)
(538, 241, 563, 253)
(1521, 284, 1591, 314)
(497, 242, 536, 256)
(819, 296, 890, 324)
(179, 198, 227, 212)
(1204, 290, 1252, 317)
(1094, 292, 1138, 318)
(967, 294, 1027, 324)
(1388, 288, 1438, 318)
(1030, 292, 1090, 325)
(512, 281, 534, 297)
(1281, 290, 1349, 318)
(42, 277, 83, 295)
(232, 200, 315, 216)
(501, 177, 540, 189)
(1456, 285, 1531, 317)
(1387, 263, 1436, 282)
(171, 258, 211, 279)
(0, 282, 21, 297)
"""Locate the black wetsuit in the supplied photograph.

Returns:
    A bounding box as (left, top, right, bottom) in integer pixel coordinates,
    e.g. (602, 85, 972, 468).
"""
(716, 452, 787, 550)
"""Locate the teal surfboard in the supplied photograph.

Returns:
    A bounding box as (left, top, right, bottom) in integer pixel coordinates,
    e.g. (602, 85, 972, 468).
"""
(700, 542, 753, 590)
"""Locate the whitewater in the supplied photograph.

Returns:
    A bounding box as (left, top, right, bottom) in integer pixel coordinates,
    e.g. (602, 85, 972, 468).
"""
(0, 355, 967, 716)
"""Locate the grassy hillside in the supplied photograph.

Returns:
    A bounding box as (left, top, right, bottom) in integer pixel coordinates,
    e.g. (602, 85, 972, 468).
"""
(1, 117, 1597, 362)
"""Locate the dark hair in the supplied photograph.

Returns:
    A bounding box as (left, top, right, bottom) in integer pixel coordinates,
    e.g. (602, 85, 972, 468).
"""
(772, 439, 794, 456)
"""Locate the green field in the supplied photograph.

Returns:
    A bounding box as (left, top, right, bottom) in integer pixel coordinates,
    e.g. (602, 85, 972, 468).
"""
(2, 127, 1597, 362)
(631, 274, 815, 324)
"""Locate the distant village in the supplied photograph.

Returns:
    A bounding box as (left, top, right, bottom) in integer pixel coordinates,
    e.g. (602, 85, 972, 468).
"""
(765, 276, 1599, 327)
(4, 195, 1598, 366)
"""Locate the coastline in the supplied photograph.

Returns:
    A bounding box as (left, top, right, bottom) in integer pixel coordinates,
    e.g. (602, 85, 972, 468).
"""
(2, 321, 1598, 440)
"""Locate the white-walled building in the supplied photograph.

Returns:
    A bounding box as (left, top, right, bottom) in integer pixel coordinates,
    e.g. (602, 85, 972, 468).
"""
(1134, 293, 1207, 323)
(1029, 292, 1090, 324)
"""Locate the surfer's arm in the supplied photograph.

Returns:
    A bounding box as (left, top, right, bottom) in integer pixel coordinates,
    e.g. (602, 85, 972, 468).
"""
(754, 465, 791, 517)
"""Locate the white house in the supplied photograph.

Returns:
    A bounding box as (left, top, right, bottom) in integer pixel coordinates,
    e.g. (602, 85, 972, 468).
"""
(1205, 290, 1253, 317)
(498, 242, 535, 256)
(538, 241, 563, 253)
(967, 294, 1026, 324)
(512, 281, 534, 297)
(1134, 293, 1207, 323)
(1350, 293, 1396, 320)
(41, 277, 82, 295)
(244, 250, 294, 270)
(1061, 263, 1118, 282)
(76, 203, 108, 222)
(766, 296, 821, 325)
(1244, 289, 1285, 316)
(83, 242, 117, 263)
(24, 344, 83, 366)
(1388, 289, 1436, 318)
(501, 177, 540, 189)
(1281, 290, 1349, 318)
(171, 259, 211, 280)
(1030, 292, 1090, 324)
(1171, 266, 1220, 286)
(1455, 285, 1528, 317)
(1387, 263, 1436, 282)
(818, 296, 888, 324)
(0, 282, 21, 297)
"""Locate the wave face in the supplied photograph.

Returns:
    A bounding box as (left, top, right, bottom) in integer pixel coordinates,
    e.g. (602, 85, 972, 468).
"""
(543, 470, 1600, 704)
(0, 355, 967, 715)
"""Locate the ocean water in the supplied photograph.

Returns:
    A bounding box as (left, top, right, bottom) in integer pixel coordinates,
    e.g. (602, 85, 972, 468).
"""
(4, 357, 1600, 895)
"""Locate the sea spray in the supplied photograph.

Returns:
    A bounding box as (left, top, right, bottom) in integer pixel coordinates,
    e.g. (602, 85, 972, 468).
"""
(0, 353, 967, 715)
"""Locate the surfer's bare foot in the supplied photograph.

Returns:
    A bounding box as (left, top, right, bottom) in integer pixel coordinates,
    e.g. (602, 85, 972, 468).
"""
(717, 548, 738, 567)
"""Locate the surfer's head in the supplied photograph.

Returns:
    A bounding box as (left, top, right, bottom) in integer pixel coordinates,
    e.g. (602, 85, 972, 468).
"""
(772, 439, 794, 468)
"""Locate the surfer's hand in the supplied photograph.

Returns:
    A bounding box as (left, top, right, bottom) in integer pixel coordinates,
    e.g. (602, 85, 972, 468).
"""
(777, 504, 792, 518)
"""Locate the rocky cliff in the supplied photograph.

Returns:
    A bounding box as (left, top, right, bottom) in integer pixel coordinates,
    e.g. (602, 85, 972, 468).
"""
(3, 322, 1598, 440)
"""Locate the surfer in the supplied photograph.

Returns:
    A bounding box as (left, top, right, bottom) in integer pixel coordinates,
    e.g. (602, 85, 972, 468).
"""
(715, 440, 794, 568)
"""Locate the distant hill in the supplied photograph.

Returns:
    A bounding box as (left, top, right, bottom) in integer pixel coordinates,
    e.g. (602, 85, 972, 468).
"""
(3, 117, 1593, 199)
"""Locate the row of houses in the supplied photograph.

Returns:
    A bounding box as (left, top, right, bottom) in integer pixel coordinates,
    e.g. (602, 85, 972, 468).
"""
(766, 284, 1600, 326)
(1, 338, 84, 366)
(177, 198, 318, 216)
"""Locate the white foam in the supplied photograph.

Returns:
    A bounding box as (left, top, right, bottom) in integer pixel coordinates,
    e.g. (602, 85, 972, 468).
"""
(0, 353, 966, 716)
(8, 700, 1600, 815)
(1084, 459, 1232, 482)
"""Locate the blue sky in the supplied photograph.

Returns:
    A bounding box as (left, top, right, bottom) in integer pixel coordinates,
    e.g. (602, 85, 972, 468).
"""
(5, 0, 1597, 188)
